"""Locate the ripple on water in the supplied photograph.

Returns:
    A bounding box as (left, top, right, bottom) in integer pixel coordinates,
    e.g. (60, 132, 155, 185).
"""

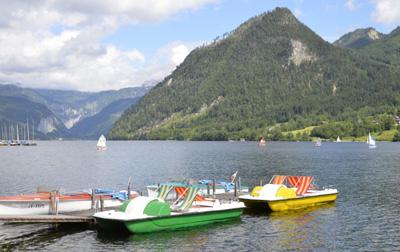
(0, 141, 400, 251)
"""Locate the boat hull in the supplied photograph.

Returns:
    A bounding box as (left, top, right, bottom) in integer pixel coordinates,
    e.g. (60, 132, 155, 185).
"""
(240, 193, 337, 212)
(0, 192, 124, 215)
(267, 193, 337, 211)
(96, 208, 244, 233)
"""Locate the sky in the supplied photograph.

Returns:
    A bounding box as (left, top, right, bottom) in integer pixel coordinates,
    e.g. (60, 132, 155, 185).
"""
(0, 0, 399, 92)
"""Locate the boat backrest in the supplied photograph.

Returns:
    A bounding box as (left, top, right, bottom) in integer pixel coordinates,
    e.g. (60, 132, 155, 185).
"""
(295, 176, 313, 196)
(287, 176, 300, 187)
(271, 175, 286, 185)
(157, 184, 173, 200)
(174, 187, 200, 211)
(175, 187, 204, 201)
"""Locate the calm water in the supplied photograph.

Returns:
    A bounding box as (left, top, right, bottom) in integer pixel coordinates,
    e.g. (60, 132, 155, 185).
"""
(0, 141, 399, 251)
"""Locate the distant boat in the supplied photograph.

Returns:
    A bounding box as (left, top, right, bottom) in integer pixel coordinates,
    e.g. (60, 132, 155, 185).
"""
(315, 138, 322, 147)
(22, 120, 37, 146)
(97, 134, 107, 151)
(259, 137, 266, 146)
(336, 136, 342, 142)
(367, 132, 376, 149)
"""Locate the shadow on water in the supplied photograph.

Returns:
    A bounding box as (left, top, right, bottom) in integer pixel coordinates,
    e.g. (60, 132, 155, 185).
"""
(0, 222, 93, 251)
(96, 218, 242, 249)
(243, 201, 336, 216)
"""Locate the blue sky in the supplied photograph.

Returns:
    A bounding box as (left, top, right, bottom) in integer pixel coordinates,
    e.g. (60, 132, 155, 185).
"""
(103, 0, 399, 56)
(0, 0, 399, 91)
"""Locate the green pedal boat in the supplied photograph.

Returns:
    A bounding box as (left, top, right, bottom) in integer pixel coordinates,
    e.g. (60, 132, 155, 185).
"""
(94, 186, 245, 233)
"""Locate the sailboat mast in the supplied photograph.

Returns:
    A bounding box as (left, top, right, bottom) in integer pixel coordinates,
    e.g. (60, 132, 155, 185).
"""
(23, 124, 25, 141)
(27, 119, 30, 142)
(16, 124, 19, 142)
(32, 119, 35, 141)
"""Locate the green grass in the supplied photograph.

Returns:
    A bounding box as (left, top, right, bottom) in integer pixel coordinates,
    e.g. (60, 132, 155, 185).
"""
(376, 129, 397, 141)
(282, 126, 316, 136)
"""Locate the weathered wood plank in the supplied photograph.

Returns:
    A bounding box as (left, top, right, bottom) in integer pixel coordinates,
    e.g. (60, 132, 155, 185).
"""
(0, 214, 94, 223)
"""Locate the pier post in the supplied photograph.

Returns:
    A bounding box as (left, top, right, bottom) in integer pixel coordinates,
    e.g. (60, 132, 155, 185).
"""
(207, 183, 210, 196)
(260, 180, 263, 186)
(55, 191, 59, 215)
(49, 191, 55, 214)
(127, 176, 131, 199)
(100, 197, 104, 212)
(234, 180, 237, 197)
(91, 189, 95, 210)
(212, 179, 216, 196)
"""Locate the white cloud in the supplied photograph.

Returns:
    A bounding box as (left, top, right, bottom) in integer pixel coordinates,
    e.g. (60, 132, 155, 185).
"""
(0, 0, 218, 91)
(171, 45, 190, 65)
(372, 0, 400, 24)
(345, 0, 357, 11)
(293, 0, 302, 17)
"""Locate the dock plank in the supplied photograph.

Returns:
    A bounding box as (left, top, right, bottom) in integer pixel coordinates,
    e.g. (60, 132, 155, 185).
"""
(0, 214, 94, 223)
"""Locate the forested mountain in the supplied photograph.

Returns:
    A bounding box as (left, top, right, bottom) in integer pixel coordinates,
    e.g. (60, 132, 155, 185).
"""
(0, 84, 151, 139)
(110, 7, 400, 141)
(357, 27, 400, 65)
(333, 28, 383, 49)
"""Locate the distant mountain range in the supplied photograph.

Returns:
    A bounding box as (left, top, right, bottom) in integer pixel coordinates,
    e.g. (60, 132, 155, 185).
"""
(0, 84, 151, 139)
(334, 26, 400, 65)
(109, 7, 400, 141)
(333, 27, 383, 49)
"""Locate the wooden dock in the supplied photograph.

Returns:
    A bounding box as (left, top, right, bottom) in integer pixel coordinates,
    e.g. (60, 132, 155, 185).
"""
(0, 207, 118, 224)
(0, 214, 94, 223)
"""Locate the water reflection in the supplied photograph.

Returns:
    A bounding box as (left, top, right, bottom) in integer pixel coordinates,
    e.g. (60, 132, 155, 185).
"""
(0, 223, 91, 251)
(269, 204, 337, 251)
(96, 219, 242, 251)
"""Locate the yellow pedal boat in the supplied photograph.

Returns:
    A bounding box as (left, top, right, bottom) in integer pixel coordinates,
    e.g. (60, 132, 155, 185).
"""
(239, 175, 338, 212)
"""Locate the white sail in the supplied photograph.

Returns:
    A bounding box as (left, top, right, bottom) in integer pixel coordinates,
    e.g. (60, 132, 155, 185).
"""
(368, 132, 376, 148)
(336, 136, 341, 142)
(97, 135, 107, 150)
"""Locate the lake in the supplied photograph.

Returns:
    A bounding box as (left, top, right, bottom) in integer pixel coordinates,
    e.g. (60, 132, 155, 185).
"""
(0, 141, 399, 251)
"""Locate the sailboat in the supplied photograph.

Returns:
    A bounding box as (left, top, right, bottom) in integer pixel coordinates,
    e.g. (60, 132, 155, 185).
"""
(315, 138, 322, 147)
(367, 132, 376, 149)
(336, 136, 342, 142)
(22, 120, 37, 146)
(97, 134, 107, 151)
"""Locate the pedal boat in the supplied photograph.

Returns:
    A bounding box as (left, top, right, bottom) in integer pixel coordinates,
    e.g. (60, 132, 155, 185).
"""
(94, 186, 245, 233)
(0, 189, 136, 215)
(239, 175, 338, 212)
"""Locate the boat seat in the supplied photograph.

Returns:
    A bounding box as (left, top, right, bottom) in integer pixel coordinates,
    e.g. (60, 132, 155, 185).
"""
(171, 187, 200, 212)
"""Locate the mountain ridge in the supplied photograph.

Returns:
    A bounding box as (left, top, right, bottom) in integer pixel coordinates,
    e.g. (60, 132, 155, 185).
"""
(334, 27, 383, 49)
(0, 83, 151, 139)
(110, 7, 400, 141)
